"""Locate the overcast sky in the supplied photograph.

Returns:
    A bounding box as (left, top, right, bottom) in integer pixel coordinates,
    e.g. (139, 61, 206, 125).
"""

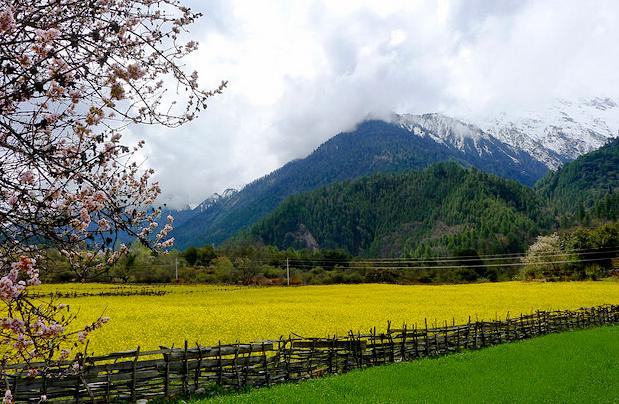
(131, 0, 619, 209)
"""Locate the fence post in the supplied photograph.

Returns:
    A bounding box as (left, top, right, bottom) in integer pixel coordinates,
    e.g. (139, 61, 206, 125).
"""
(217, 341, 223, 386)
(371, 327, 377, 365)
(194, 344, 203, 393)
(443, 321, 449, 354)
(401, 324, 407, 361)
(328, 337, 335, 374)
(131, 346, 140, 402)
(285, 337, 292, 380)
(424, 318, 429, 357)
(74, 374, 80, 404)
(262, 342, 270, 387)
(105, 366, 111, 403)
(164, 348, 170, 397)
(234, 344, 241, 389)
(182, 340, 189, 396)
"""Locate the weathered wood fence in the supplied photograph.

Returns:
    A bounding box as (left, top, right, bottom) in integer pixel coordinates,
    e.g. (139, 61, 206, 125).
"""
(7, 304, 619, 403)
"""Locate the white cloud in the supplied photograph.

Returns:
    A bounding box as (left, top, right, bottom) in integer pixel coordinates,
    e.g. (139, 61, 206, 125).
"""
(133, 0, 619, 208)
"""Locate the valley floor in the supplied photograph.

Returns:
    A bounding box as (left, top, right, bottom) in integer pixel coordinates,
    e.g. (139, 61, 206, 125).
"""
(35, 281, 619, 355)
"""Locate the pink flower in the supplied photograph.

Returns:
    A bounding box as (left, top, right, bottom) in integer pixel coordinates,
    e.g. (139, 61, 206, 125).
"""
(0, 8, 15, 33)
(126, 64, 145, 80)
(35, 28, 61, 44)
(7, 194, 18, 206)
(3, 389, 12, 404)
(97, 218, 110, 231)
(0, 276, 24, 302)
(18, 170, 35, 185)
(93, 191, 107, 202)
(79, 208, 90, 223)
(59, 349, 71, 360)
(158, 238, 175, 248)
(1, 317, 25, 333)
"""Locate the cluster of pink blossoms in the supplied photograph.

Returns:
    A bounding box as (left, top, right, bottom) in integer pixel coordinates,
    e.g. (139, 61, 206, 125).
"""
(0, 257, 39, 302)
(0, 0, 224, 401)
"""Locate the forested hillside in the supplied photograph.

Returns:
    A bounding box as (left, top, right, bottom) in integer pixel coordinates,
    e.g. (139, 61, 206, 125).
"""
(536, 138, 619, 226)
(248, 163, 551, 257)
(173, 120, 548, 248)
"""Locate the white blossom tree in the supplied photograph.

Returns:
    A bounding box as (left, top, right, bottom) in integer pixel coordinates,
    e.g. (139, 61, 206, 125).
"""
(521, 233, 573, 281)
(0, 1, 225, 400)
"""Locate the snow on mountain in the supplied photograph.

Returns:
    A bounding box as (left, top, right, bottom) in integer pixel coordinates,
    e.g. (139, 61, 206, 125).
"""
(394, 99, 619, 171)
(393, 112, 515, 159)
(470, 98, 619, 169)
(196, 188, 238, 213)
(394, 113, 486, 150)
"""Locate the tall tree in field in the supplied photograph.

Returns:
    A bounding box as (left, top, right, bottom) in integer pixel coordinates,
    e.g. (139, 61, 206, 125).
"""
(0, 0, 224, 399)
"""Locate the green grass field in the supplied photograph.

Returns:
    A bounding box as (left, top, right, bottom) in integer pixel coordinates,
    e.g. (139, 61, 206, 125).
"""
(200, 325, 619, 404)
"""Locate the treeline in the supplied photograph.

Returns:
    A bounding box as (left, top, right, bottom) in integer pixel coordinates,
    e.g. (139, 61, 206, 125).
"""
(41, 227, 617, 286)
(41, 241, 514, 285)
(42, 221, 619, 285)
(41, 242, 356, 285)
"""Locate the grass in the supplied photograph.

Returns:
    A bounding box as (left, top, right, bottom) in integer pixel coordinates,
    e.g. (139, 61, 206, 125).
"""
(33, 281, 619, 354)
(200, 325, 619, 404)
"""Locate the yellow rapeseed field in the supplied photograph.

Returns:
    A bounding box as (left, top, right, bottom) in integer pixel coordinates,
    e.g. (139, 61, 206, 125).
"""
(34, 281, 619, 355)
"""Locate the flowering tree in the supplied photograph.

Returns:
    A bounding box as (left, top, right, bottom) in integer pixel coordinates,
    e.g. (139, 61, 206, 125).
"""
(521, 233, 573, 281)
(0, 0, 224, 400)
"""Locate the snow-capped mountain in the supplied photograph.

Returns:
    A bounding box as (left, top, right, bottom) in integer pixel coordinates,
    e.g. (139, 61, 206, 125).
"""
(470, 97, 619, 169)
(394, 113, 486, 149)
(394, 112, 504, 157)
(196, 188, 238, 213)
(393, 98, 619, 170)
(392, 112, 550, 175)
(170, 98, 619, 248)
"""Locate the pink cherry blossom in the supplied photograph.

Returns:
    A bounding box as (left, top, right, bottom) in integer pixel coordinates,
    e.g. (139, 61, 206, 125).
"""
(0, 8, 15, 33)
(18, 171, 35, 185)
(2, 389, 12, 404)
(0, 1, 223, 394)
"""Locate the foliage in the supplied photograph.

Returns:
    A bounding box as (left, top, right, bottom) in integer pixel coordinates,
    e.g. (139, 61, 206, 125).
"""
(30, 281, 619, 354)
(248, 162, 550, 258)
(536, 138, 619, 226)
(0, 0, 222, 395)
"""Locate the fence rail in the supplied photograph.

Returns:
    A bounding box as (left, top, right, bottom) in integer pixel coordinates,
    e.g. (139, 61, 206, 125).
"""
(7, 304, 619, 403)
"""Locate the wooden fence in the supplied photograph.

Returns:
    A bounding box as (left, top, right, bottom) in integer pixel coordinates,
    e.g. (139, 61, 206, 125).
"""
(7, 304, 619, 403)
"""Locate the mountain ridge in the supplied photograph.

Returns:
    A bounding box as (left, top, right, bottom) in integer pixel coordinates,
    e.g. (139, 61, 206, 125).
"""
(245, 138, 619, 257)
(171, 99, 619, 249)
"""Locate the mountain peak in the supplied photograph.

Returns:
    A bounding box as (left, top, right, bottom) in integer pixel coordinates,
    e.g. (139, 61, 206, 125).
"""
(393, 112, 488, 146)
(197, 188, 238, 213)
(468, 98, 619, 168)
